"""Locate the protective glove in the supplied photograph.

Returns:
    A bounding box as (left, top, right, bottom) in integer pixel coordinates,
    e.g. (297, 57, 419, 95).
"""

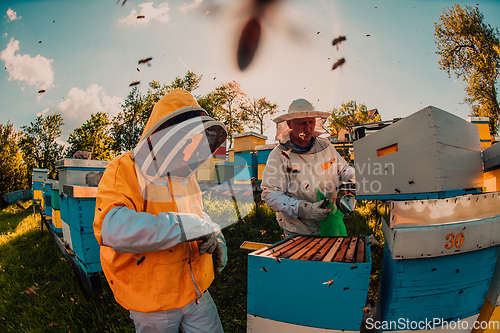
(178, 213, 217, 243)
(213, 230, 227, 274)
(297, 200, 333, 221)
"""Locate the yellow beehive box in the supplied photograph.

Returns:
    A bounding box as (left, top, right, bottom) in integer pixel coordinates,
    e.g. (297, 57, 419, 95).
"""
(33, 189, 43, 202)
(258, 164, 266, 181)
(52, 208, 62, 230)
(468, 116, 492, 150)
(233, 132, 267, 153)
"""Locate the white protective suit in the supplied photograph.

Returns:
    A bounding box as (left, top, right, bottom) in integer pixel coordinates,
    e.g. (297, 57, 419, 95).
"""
(261, 99, 355, 236)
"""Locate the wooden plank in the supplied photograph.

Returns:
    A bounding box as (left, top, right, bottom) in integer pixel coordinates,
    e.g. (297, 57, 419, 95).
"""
(279, 237, 316, 259)
(300, 237, 332, 261)
(259, 236, 303, 257)
(311, 237, 338, 261)
(344, 237, 359, 263)
(334, 237, 351, 262)
(322, 238, 344, 262)
(288, 238, 323, 260)
(356, 237, 365, 263)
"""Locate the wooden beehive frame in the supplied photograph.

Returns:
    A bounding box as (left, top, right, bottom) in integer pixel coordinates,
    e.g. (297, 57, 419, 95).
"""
(254, 236, 366, 263)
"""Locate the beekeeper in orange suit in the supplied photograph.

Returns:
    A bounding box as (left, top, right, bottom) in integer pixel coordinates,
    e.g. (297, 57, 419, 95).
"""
(94, 89, 227, 333)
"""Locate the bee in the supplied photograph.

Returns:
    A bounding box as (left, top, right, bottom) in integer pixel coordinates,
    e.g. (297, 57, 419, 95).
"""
(323, 279, 334, 287)
(395, 188, 401, 193)
(262, 266, 268, 272)
(138, 57, 153, 66)
(275, 257, 281, 264)
(281, 150, 290, 159)
(236, 0, 281, 71)
(129, 81, 140, 87)
(38, 89, 46, 94)
(409, 180, 415, 185)
(286, 166, 299, 174)
(332, 35, 346, 48)
(137, 256, 145, 265)
(332, 58, 345, 71)
(137, 15, 145, 19)
(116, 0, 128, 6)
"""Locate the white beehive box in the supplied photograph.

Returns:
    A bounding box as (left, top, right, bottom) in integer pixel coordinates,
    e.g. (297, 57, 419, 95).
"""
(354, 106, 483, 200)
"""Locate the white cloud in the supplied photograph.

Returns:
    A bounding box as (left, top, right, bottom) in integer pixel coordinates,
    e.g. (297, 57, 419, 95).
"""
(119, 2, 170, 26)
(179, 0, 203, 13)
(41, 84, 123, 142)
(6, 8, 21, 22)
(0, 38, 54, 97)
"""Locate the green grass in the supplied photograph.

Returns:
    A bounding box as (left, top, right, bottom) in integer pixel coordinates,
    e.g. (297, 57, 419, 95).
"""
(0, 197, 384, 333)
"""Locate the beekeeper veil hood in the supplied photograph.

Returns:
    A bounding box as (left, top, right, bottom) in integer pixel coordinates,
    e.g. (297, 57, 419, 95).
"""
(132, 89, 227, 199)
(273, 98, 330, 143)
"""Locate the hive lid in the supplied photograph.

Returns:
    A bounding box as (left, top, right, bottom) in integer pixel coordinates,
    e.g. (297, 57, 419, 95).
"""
(233, 131, 267, 140)
(55, 158, 110, 169)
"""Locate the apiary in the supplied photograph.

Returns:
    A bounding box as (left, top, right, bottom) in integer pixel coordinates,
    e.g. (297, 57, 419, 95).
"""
(354, 106, 483, 200)
(62, 184, 101, 274)
(247, 235, 371, 332)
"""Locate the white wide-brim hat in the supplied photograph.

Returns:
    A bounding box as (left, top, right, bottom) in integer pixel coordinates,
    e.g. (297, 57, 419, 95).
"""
(273, 98, 331, 142)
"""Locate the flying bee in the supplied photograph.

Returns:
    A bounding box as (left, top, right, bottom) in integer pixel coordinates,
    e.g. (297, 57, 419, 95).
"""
(38, 89, 46, 94)
(332, 58, 345, 71)
(129, 81, 140, 87)
(136, 256, 145, 265)
(138, 57, 153, 66)
(137, 15, 145, 19)
(332, 35, 346, 48)
(235, 0, 287, 70)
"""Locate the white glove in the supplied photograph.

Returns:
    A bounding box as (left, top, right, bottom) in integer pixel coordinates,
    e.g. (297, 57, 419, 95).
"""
(178, 213, 217, 243)
(297, 200, 332, 221)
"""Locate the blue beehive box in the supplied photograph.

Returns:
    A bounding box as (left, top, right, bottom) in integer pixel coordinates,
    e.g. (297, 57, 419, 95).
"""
(233, 152, 258, 167)
(234, 166, 257, 182)
(62, 184, 101, 274)
(43, 180, 56, 219)
(379, 194, 500, 331)
(247, 236, 371, 331)
(255, 144, 276, 164)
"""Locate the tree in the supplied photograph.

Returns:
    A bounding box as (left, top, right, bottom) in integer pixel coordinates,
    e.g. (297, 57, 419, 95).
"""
(435, 3, 500, 134)
(111, 87, 147, 154)
(19, 114, 65, 179)
(211, 81, 247, 148)
(67, 112, 114, 161)
(326, 101, 381, 138)
(239, 97, 278, 135)
(0, 122, 29, 196)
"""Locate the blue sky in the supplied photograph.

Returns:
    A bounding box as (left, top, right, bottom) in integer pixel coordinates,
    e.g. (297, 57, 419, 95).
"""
(0, 0, 499, 144)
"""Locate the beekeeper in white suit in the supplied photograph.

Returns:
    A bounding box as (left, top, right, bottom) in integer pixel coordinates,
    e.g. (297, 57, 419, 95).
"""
(261, 98, 355, 237)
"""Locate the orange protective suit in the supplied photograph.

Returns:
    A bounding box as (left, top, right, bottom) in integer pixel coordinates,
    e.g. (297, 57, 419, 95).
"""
(94, 90, 218, 313)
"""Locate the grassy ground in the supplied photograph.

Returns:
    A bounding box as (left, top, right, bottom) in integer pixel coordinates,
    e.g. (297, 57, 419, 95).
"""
(0, 197, 384, 333)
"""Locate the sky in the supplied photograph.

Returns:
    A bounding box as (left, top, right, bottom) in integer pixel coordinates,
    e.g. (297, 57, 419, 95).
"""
(0, 0, 499, 145)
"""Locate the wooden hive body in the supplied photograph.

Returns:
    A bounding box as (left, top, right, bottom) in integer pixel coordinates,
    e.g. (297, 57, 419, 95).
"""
(354, 106, 483, 200)
(247, 236, 371, 331)
(63, 185, 101, 274)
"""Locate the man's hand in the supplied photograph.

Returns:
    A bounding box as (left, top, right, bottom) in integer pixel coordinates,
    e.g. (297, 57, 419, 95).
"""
(297, 200, 333, 221)
(198, 229, 227, 274)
